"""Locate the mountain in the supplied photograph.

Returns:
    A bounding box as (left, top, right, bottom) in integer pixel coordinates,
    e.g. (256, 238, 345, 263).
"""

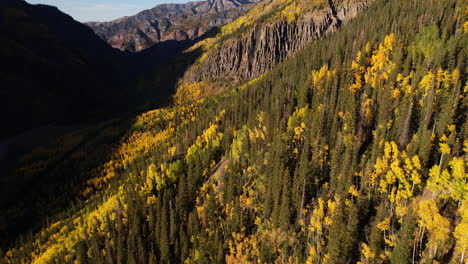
(1, 0, 467, 263)
(0, 0, 199, 141)
(85, 0, 260, 52)
(0, 0, 134, 140)
(0, 0, 206, 240)
(181, 0, 373, 86)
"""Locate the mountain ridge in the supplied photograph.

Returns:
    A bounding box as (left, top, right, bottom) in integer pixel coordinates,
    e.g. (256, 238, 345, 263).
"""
(86, 0, 261, 52)
(176, 0, 373, 95)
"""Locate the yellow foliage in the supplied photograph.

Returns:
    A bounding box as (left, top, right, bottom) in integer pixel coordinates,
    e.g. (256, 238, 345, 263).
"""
(31, 191, 126, 264)
(391, 88, 401, 99)
(186, 123, 224, 164)
(361, 242, 375, 259)
(362, 97, 373, 119)
(419, 71, 434, 96)
(309, 198, 326, 233)
(395, 204, 409, 220)
(396, 71, 415, 94)
(305, 246, 318, 264)
(287, 106, 309, 132)
(349, 185, 359, 197)
(377, 218, 390, 231)
(364, 34, 397, 89)
(454, 200, 468, 263)
(173, 82, 206, 105)
(371, 142, 422, 217)
(311, 65, 336, 92)
(427, 157, 467, 201)
(384, 234, 397, 247)
(439, 143, 451, 155)
(365, 42, 372, 54)
(226, 228, 292, 264)
(415, 200, 451, 258)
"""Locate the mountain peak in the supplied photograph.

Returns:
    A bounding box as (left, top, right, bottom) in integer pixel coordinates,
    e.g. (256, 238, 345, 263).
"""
(203, 0, 260, 12)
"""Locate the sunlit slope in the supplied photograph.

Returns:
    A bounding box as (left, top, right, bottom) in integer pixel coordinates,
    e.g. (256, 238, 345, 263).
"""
(175, 0, 373, 95)
(2, 0, 467, 263)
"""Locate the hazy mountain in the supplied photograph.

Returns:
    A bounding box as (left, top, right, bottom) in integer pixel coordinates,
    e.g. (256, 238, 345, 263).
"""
(86, 0, 261, 52)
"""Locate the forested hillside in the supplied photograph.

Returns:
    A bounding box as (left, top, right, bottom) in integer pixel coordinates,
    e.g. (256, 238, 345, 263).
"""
(1, 0, 467, 263)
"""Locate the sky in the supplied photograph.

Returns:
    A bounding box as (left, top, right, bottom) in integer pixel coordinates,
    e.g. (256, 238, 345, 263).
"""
(26, 0, 191, 22)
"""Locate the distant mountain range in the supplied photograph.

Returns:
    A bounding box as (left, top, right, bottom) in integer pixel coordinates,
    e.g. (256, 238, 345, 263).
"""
(86, 0, 260, 52)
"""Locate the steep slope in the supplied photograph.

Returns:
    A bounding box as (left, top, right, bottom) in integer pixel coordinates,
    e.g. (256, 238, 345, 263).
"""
(86, 0, 260, 52)
(1, 0, 467, 264)
(178, 0, 373, 92)
(0, 0, 206, 244)
(0, 0, 197, 141)
(0, 0, 133, 139)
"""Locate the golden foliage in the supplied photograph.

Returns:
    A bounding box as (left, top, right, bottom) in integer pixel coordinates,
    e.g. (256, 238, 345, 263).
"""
(415, 200, 451, 258)
(226, 228, 293, 264)
(454, 200, 468, 263)
(427, 157, 467, 201)
(311, 65, 336, 93)
(364, 34, 397, 89)
(173, 81, 206, 105)
(372, 142, 422, 207)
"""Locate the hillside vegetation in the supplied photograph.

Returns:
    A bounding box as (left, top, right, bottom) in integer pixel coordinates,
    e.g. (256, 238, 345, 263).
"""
(1, 0, 467, 263)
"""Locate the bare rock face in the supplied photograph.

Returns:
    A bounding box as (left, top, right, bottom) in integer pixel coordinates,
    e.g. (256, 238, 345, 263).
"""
(184, 0, 372, 83)
(86, 0, 260, 52)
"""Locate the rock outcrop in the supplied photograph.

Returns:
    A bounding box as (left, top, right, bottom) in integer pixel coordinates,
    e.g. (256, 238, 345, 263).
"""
(86, 0, 260, 52)
(184, 0, 372, 83)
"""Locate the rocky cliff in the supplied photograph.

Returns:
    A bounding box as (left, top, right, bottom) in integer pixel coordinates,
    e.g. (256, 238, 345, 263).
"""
(184, 0, 372, 83)
(86, 0, 260, 52)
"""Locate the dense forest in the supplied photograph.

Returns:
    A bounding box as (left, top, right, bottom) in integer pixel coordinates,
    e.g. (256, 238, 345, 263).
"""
(1, 0, 467, 263)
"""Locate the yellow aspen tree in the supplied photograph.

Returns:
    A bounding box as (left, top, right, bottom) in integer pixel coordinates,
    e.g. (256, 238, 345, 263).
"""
(359, 243, 375, 264)
(350, 50, 367, 94)
(364, 34, 397, 89)
(311, 65, 336, 93)
(308, 198, 326, 262)
(415, 200, 451, 260)
(172, 81, 205, 105)
(454, 200, 468, 263)
(372, 142, 422, 216)
(427, 157, 467, 201)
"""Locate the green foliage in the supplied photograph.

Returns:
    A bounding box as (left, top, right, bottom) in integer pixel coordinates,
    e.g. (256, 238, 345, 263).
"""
(390, 214, 417, 264)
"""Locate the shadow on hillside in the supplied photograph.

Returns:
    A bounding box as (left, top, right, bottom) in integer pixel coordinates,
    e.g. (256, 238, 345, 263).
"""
(0, 27, 217, 250)
(128, 27, 220, 108)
